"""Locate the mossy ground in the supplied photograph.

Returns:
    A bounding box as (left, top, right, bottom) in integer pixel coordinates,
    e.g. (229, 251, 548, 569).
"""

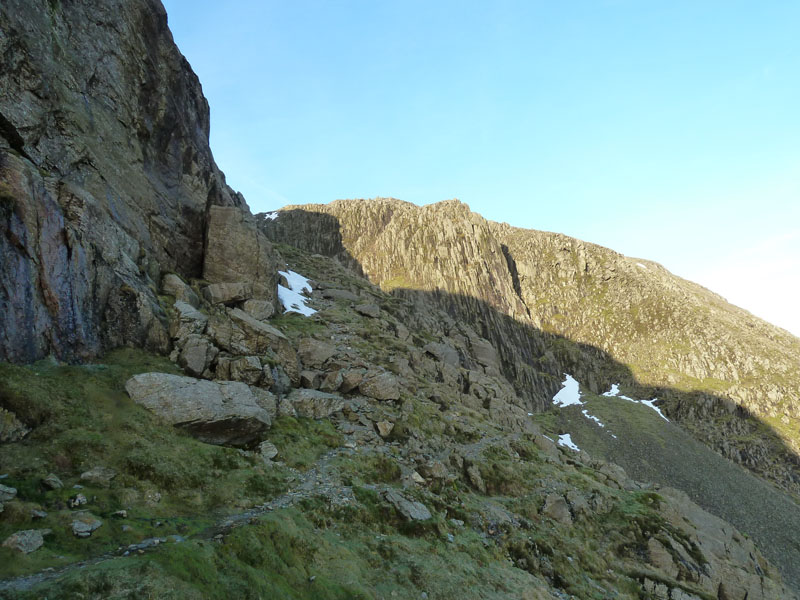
(0, 351, 340, 581)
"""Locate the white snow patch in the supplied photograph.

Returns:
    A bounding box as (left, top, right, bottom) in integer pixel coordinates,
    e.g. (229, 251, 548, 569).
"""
(277, 269, 316, 316)
(636, 262, 647, 269)
(581, 409, 605, 427)
(602, 383, 669, 421)
(640, 398, 669, 421)
(543, 435, 554, 442)
(263, 211, 279, 221)
(557, 434, 580, 452)
(611, 434, 618, 439)
(602, 384, 620, 397)
(552, 374, 583, 407)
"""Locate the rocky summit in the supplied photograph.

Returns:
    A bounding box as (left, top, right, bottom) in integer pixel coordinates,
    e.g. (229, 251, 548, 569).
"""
(1, 2, 800, 600)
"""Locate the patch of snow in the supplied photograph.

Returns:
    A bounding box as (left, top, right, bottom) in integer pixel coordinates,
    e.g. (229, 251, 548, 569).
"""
(263, 211, 279, 221)
(611, 434, 618, 439)
(602, 383, 669, 421)
(557, 434, 580, 452)
(552, 374, 583, 407)
(581, 409, 605, 427)
(279, 270, 312, 294)
(277, 269, 316, 316)
(636, 262, 647, 269)
(640, 398, 669, 421)
(602, 384, 620, 397)
(527, 412, 534, 416)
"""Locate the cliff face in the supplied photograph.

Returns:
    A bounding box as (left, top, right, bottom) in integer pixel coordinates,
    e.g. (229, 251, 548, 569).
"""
(0, 0, 246, 362)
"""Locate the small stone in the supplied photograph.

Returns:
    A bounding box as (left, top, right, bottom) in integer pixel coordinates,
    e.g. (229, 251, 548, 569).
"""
(31, 509, 48, 519)
(355, 303, 381, 318)
(122, 525, 133, 533)
(259, 441, 279, 461)
(410, 471, 425, 484)
(112, 510, 128, 519)
(72, 513, 103, 538)
(0, 484, 17, 504)
(383, 489, 432, 521)
(308, 575, 316, 583)
(359, 371, 400, 401)
(375, 421, 395, 438)
(42, 473, 64, 490)
(542, 493, 572, 525)
(80, 466, 117, 487)
(68, 493, 88, 509)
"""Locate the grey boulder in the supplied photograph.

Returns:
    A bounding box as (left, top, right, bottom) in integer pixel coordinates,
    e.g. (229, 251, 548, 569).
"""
(125, 373, 273, 447)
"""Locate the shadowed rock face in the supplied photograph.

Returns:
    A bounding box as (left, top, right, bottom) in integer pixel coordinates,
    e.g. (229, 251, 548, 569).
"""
(0, 0, 249, 362)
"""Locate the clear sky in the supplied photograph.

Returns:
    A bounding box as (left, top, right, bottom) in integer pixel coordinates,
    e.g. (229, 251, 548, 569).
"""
(162, 0, 800, 337)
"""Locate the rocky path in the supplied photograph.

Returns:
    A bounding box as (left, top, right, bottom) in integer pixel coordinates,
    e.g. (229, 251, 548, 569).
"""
(0, 448, 353, 594)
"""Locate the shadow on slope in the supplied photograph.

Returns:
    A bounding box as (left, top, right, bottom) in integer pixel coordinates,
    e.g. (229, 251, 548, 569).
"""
(260, 207, 800, 593)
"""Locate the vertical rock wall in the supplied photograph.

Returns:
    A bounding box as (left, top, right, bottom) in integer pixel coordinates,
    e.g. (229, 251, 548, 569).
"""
(0, 0, 248, 362)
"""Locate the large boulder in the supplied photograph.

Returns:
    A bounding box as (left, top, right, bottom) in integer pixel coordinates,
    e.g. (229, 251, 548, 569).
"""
(125, 373, 274, 446)
(203, 206, 279, 306)
(2, 529, 50, 553)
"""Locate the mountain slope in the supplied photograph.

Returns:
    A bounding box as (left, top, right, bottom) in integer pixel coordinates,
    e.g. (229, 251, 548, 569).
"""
(259, 199, 800, 497)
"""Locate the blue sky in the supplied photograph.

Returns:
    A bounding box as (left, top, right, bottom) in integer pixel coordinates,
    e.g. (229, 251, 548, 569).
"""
(162, 0, 800, 336)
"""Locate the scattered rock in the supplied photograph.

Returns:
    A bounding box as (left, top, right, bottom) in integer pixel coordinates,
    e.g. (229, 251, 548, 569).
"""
(322, 289, 359, 302)
(300, 370, 322, 389)
(298, 338, 336, 369)
(161, 274, 201, 308)
(319, 370, 343, 393)
(203, 281, 253, 305)
(229, 355, 264, 386)
(112, 510, 128, 519)
(2, 529, 50, 553)
(80, 466, 117, 487)
(125, 373, 273, 447)
(355, 303, 381, 318)
(423, 342, 460, 367)
(0, 484, 18, 502)
(169, 301, 209, 340)
(259, 441, 279, 461)
(383, 489, 432, 521)
(340, 369, 365, 394)
(31, 509, 48, 519)
(42, 473, 64, 490)
(542, 494, 572, 524)
(68, 493, 88, 509)
(0, 408, 30, 442)
(375, 421, 395, 438)
(466, 464, 486, 494)
(359, 371, 400, 401)
(286, 389, 346, 419)
(242, 299, 274, 321)
(72, 513, 103, 538)
(178, 334, 219, 378)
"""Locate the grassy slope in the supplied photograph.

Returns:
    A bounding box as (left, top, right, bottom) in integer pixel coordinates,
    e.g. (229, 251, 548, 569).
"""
(537, 390, 800, 592)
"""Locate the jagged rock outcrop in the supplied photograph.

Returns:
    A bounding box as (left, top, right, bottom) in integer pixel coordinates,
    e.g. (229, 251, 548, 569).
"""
(0, 0, 262, 363)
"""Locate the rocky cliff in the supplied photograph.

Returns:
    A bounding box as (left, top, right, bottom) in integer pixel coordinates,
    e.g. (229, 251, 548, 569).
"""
(0, 0, 270, 363)
(259, 199, 800, 495)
